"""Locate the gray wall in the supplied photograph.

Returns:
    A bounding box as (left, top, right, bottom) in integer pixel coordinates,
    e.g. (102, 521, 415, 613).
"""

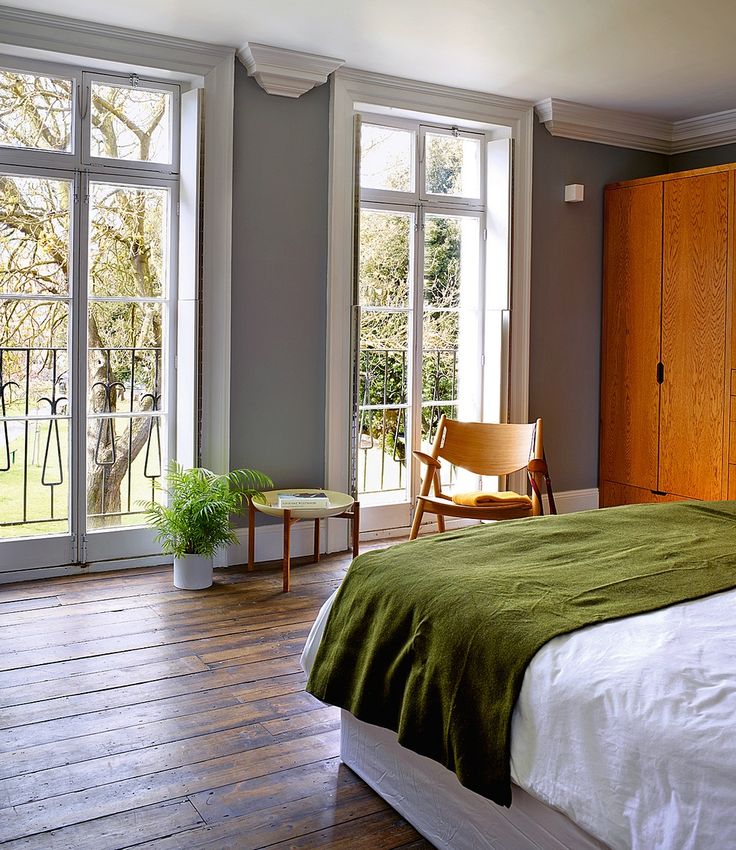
(230, 66, 329, 513)
(669, 143, 736, 172)
(529, 120, 667, 491)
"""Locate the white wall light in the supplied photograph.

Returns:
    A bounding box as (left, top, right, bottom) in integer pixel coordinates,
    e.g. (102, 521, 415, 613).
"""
(564, 183, 585, 202)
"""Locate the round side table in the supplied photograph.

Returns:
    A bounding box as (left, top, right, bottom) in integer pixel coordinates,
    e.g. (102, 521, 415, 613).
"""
(248, 489, 360, 592)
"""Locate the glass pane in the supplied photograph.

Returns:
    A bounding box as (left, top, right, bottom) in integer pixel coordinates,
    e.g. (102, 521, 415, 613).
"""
(88, 303, 163, 415)
(0, 300, 69, 411)
(91, 81, 172, 164)
(357, 406, 407, 504)
(89, 182, 168, 297)
(424, 215, 461, 308)
(87, 415, 165, 529)
(424, 215, 480, 309)
(0, 69, 73, 152)
(0, 416, 70, 539)
(425, 132, 481, 198)
(360, 124, 413, 192)
(0, 175, 71, 295)
(359, 210, 411, 308)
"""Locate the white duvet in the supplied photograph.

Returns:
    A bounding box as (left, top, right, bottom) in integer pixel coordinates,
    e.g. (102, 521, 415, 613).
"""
(301, 586, 736, 850)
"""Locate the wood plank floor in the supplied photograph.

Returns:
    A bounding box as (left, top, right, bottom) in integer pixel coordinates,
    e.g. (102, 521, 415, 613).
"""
(0, 550, 431, 849)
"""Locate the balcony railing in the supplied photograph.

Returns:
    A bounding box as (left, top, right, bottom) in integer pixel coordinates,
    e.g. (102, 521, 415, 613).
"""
(0, 345, 163, 532)
(358, 347, 458, 495)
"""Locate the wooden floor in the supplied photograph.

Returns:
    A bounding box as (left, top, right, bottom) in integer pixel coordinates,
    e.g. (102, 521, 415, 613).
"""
(0, 550, 431, 849)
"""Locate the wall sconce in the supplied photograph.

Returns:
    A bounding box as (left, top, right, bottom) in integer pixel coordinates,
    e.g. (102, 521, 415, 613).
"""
(564, 184, 585, 203)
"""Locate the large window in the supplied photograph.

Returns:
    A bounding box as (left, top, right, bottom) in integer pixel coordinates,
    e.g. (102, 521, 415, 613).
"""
(0, 59, 179, 571)
(356, 118, 509, 513)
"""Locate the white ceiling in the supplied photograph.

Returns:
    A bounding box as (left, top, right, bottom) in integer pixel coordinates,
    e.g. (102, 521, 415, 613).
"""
(7, 0, 736, 120)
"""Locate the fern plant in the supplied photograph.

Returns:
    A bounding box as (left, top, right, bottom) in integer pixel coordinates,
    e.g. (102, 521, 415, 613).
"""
(142, 462, 273, 559)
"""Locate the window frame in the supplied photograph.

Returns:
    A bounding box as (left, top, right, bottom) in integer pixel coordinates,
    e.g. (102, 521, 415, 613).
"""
(419, 124, 486, 206)
(0, 53, 181, 565)
(0, 56, 82, 170)
(81, 71, 181, 176)
(356, 115, 491, 509)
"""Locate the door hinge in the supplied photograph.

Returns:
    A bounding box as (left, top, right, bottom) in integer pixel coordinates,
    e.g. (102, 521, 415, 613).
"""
(176, 202, 180, 217)
(656, 362, 664, 384)
(483, 228, 488, 241)
(81, 534, 88, 564)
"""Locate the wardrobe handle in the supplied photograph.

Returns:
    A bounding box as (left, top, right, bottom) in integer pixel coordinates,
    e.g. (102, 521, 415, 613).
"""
(656, 362, 664, 384)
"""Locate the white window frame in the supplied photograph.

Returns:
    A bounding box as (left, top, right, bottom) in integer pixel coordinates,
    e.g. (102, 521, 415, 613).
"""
(0, 56, 82, 170)
(0, 54, 181, 576)
(325, 69, 534, 551)
(0, 7, 233, 582)
(81, 71, 181, 175)
(356, 118, 489, 518)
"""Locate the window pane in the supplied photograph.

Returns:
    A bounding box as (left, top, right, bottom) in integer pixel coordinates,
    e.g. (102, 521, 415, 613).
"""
(0, 298, 70, 539)
(425, 133, 481, 198)
(359, 210, 411, 308)
(0, 416, 70, 539)
(360, 124, 413, 192)
(91, 82, 172, 164)
(357, 406, 407, 503)
(0, 175, 71, 296)
(86, 415, 164, 529)
(88, 303, 163, 415)
(89, 183, 168, 298)
(0, 69, 73, 153)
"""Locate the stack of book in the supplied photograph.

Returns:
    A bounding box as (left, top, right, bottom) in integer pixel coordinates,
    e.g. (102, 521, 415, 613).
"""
(277, 491, 331, 509)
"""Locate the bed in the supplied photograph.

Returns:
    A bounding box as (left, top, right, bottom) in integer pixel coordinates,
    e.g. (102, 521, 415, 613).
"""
(301, 501, 736, 850)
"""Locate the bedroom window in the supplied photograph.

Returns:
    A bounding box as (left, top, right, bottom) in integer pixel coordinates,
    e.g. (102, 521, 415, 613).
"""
(355, 117, 510, 523)
(0, 57, 181, 576)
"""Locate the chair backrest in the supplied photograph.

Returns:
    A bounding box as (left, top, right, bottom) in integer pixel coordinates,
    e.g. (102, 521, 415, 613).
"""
(431, 416, 542, 477)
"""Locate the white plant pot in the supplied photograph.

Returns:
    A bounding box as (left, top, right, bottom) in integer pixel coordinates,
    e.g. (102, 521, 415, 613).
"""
(173, 553, 213, 590)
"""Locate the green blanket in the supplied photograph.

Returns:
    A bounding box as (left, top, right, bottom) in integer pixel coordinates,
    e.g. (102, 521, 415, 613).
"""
(307, 500, 736, 806)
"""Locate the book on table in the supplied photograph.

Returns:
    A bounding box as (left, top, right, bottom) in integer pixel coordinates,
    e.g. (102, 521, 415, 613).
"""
(278, 492, 330, 509)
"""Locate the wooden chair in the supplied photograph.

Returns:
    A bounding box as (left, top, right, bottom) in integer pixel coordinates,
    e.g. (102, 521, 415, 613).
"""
(409, 416, 553, 540)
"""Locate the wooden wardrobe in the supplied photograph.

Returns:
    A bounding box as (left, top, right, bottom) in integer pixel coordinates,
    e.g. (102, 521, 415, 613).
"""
(600, 163, 735, 507)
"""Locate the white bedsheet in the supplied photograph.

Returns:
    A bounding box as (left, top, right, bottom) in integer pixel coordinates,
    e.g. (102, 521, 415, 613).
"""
(301, 587, 736, 850)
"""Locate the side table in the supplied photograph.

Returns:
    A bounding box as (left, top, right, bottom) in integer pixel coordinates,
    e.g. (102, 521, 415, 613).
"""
(248, 489, 360, 592)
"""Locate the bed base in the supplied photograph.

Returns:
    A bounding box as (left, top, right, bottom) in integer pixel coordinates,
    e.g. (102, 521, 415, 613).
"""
(340, 711, 609, 850)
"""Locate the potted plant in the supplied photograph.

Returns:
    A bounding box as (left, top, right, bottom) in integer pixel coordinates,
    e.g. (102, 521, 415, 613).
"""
(143, 462, 272, 589)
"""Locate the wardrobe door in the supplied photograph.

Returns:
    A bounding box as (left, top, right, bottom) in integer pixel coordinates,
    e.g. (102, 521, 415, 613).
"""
(600, 183, 663, 493)
(660, 172, 729, 500)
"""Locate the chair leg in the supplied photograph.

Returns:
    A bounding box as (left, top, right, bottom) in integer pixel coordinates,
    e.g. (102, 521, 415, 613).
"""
(409, 501, 425, 540)
(437, 513, 446, 533)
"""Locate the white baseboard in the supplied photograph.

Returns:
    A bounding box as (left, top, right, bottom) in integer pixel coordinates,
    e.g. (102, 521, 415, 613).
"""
(543, 487, 599, 515)
(218, 522, 323, 568)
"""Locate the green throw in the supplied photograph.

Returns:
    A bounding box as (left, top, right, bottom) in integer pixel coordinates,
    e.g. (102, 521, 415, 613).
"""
(307, 500, 736, 807)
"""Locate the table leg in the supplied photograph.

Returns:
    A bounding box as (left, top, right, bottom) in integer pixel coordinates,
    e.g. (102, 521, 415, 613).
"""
(283, 509, 292, 593)
(248, 499, 255, 571)
(313, 518, 321, 564)
(352, 501, 360, 559)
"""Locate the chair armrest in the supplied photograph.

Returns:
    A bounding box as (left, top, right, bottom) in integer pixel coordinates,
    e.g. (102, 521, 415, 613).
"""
(413, 450, 441, 468)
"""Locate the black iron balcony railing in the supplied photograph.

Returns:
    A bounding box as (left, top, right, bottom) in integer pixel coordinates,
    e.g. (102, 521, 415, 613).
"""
(358, 347, 458, 494)
(0, 345, 163, 531)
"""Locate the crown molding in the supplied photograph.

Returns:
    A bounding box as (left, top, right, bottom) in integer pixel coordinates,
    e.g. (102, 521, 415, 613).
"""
(535, 97, 672, 154)
(0, 4, 234, 76)
(536, 96, 736, 155)
(670, 108, 736, 154)
(237, 43, 344, 98)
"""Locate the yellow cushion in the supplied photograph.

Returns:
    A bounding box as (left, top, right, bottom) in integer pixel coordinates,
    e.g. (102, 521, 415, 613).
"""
(451, 490, 533, 508)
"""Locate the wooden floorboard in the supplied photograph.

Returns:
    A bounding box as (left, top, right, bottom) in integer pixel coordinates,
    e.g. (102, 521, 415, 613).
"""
(0, 551, 430, 848)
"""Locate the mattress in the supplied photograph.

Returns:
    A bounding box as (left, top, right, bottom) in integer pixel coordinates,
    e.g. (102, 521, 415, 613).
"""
(302, 586, 736, 850)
